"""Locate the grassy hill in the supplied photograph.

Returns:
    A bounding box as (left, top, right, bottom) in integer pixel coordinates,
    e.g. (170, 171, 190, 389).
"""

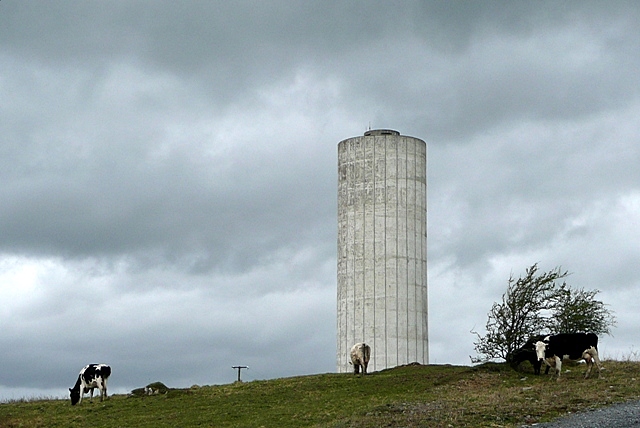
(2, 360, 640, 427)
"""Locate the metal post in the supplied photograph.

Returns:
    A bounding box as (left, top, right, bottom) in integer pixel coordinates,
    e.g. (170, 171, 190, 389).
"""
(232, 366, 248, 382)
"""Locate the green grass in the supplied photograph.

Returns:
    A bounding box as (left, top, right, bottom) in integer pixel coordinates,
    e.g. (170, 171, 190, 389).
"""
(2, 360, 640, 427)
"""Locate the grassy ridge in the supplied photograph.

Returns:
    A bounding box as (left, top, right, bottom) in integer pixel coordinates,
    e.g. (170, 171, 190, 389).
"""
(1, 361, 640, 427)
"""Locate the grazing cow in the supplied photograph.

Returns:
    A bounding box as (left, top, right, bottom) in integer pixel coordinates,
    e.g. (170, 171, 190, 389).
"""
(509, 335, 546, 375)
(69, 364, 111, 405)
(535, 333, 602, 379)
(349, 342, 371, 375)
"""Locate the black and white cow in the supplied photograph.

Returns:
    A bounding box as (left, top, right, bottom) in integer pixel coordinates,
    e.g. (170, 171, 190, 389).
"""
(349, 342, 371, 375)
(509, 335, 546, 375)
(535, 333, 602, 379)
(69, 364, 111, 405)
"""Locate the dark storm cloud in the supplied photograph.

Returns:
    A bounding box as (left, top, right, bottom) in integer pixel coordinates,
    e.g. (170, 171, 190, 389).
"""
(4, 1, 639, 139)
(0, 58, 336, 272)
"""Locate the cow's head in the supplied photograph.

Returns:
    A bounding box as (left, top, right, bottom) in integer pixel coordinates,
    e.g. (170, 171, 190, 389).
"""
(534, 336, 550, 362)
(69, 387, 80, 405)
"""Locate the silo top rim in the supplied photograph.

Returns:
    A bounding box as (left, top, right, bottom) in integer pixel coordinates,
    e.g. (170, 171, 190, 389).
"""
(364, 129, 400, 136)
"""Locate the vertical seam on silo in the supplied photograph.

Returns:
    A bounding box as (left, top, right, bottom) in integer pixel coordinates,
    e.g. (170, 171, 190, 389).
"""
(342, 141, 346, 370)
(419, 141, 423, 361)
(357, 137, 367, 342)
(395, 137, 399, 368)
(345, 141, 349, 370)
(400, 137, 404, 364)
(404, 138, 409, 363)
(413, 139, 419, 362)
(371, 137, 376, 366)
(337, 143, 340, 371)
(338, 143, 341, 370)
(406, 139, 411, 361)
(383, 137, 387, 371)
(412, 141, 424, 362)
(406, 139, 410, 362)
(354, 140, 358, 350)
(412, 139, 417, 361)
(344, 142, 348, 369)
(338, 142, 342, 371)
(362, 139, 367, 344)
(349, 139, 352, 353)
(349, 141, 355, 366)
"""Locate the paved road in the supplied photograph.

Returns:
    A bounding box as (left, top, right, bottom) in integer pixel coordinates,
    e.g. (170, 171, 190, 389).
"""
(526, 400, 640, 427)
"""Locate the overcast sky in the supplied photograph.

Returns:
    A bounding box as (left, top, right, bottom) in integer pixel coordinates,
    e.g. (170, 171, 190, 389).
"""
(1, 1, 639, 401)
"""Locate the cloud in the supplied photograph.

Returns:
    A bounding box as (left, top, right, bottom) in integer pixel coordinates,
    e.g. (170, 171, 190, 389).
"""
(1, 1, 640, 400)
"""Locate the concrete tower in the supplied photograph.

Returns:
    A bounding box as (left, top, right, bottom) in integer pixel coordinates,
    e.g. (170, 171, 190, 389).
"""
(337, 129, 428, 372)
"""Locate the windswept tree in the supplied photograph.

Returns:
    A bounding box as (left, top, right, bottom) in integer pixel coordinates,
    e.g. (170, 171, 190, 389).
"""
(550, 286, 616, 336)
(471, 263, 615, 364)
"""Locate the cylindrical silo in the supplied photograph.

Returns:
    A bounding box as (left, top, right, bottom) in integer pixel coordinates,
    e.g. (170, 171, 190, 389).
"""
(337, 129, 428, 373)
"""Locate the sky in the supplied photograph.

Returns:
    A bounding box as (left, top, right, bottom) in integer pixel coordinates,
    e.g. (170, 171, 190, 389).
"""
(1, 1, 640, 401)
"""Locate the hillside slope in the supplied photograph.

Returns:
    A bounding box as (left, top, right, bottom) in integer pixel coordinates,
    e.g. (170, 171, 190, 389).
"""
(1, 361, 639, 427)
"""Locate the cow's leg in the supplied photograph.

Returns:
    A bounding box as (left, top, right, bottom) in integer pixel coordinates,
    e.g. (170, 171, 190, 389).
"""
(584, 347, 602, 378)
(554, 356, 562, 380)
(584, 357, 593, 379)
(582, 350, 593, 379)
(78, 387, 84, 405)
(89, 387, 94, 402)
(353, 363, 360, 375)
(363, 362, 368, 375)
(533, 359, 541, 375)
(102, 378, 108, 401)
(590, 347, 603, 375)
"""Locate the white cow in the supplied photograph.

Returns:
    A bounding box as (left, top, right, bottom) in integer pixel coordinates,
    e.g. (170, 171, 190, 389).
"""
(349, 342, 371, 375)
